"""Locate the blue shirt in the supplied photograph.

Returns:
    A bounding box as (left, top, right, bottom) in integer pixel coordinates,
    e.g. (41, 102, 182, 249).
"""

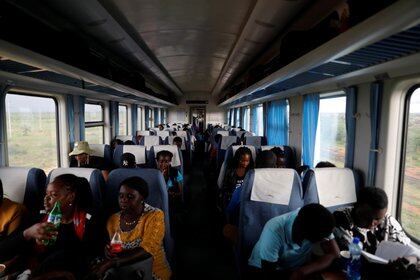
(248, 209, 312, 270)
(167, 170, 183, 189)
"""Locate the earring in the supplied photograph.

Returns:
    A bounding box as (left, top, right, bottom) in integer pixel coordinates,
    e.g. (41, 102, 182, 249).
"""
(69, 203, 73, 206)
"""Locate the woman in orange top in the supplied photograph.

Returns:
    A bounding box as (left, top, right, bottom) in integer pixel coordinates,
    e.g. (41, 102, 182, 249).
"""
(0, 179, 25, 239)
(93, 176, 171, 280)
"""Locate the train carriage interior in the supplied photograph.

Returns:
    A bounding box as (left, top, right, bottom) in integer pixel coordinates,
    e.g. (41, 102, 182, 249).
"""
(0, 0, 419, 279)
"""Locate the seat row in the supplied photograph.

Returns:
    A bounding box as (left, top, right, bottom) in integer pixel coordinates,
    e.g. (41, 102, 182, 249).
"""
(0, 166, 174, 261)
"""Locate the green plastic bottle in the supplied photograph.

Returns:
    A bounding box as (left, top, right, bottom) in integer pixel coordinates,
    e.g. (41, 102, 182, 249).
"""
(43, 201, 62, 246)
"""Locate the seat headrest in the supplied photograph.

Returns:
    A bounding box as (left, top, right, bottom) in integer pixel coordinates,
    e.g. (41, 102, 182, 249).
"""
(123, 146, 146, 164)
(245, 136, 262, 147)
(168, 136, 186, 150)
(175, 131, 188, 138)
(89, 144, 106, 157)
(153, 145, 181, 167)
(144, 136, 160, 150)
(49, 168, 96, 183)
(116, 135, 133, 142)
(314, 168, 357, 207)
(217, 130, 229, 136)
(136, 130, 150, 136)
(236, 131, 246, 138)
(156, 131, 170, 138)
(0, 167, 31, 203)
(261, 145, 284, 151)
(250, 169, 296, 205)
(232, 145, 257, 162)
(220, 136, 238, 150)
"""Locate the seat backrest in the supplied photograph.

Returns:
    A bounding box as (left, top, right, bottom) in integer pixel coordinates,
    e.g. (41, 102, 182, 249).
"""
(220, 136, 239, 151)
(116, 135, 134, 142)
(106, 168, 174, 260)
(89, 144, 112, 167)
(156, 131, 170, 138)
(48, 168, 105, 212)
(216, 130, 229, 136)
(148, 145, 183, 172)
(303, 168, 359, 211)
(167, 136, 187, 151)
(236, 131, 246, 138)
(136, 130, 151, 136)
(113, 145, 147, 167)
(0, 167, 46, 213)
(238, 168, 304, 269)
(140, 136, 161, 150)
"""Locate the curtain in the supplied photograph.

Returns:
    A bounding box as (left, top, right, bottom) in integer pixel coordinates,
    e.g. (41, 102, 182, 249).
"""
(0, 84, 11, 166)
(154, 108, 159, 127)
(110, 101, 119, 138)
(229, 108, 234, 126)
(367, 82, 383, 187)
(239, 107, 244, 128)
(78, 96, 85, 141)
(144, 106, 150, 129)
(66, 95, 75, 149)
(267, 99, 288, 145)
(161, 108, 166, 124)
(131, 104, 138, 135)
(345, 87, 358, 169)
(251, 105, 258, 134)
(302, 93, 320, 168)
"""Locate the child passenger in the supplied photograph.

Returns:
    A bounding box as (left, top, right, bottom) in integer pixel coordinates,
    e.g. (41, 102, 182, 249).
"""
(249, 204, 339, 279)
(156, 150, 183, 197)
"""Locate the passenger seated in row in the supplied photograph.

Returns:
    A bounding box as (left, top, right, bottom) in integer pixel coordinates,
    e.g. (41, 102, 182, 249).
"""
(120, 153, 137, 169)
(124, 140, 135, 145)
(333, 187, 417, 262)
(223, 147, 254, 223)
(256, 150, 277, 168)
(0, 179, 26, 243)
(249, 204, 339, 279)
(111, 139, 123, 152)
(316, 161, 336, 168)
(0, 174, 100, 278)
(270, 147, 286, 168)
(156, 150, 183, 197)
(172, 136, 183, 150)
(93, 177, 171, 280)
(69, 141, 109, 180)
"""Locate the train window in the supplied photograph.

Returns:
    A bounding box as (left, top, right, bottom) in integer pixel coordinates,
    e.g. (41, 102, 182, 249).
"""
(118, 105, 128, 135)
(235, 108, 241, 127)
(243, 106, 250, 131)
(314, 94, 346, 167)
(256, 104, 264, 136)
(85, 103, 104, 144)
(137, 107, 143, 130)
(148, 107, 153, 128)
(399, 87, 420, 240)
(5, 93, 59, 172)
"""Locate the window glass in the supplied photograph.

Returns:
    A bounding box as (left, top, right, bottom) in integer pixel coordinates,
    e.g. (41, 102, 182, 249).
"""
(5, 93, 58, 173)
(85, 104, 103, 122)
(118, 105, 127, 135)
(400, 88, 420, 239)
(243, 107, 250, 131)
(256, 104, 264, 136)
(137, 107, 143, 130)
(85, 126, 104, 144)
(235, 108, 241, 127)
(314, 95, 346, 167)
(148, 108, 153, 128)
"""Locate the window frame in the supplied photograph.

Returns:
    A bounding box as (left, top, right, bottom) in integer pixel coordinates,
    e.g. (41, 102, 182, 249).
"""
(84, 101, 105, 144)
(5, 91, 61, 168)
(397, 84, 420, 244)
(118, 104, 128, 135)
(314, 91, 347, 167)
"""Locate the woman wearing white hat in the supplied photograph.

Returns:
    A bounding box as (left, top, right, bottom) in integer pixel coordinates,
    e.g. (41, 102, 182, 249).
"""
(69, 141, 109, 180)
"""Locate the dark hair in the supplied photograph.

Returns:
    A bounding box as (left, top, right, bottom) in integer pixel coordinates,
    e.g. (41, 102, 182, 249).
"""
(124, 140, 135, 145)
(156, 150, 173, 160)
(270, 147, 285, 157)
(121, 153, 136, 168)
(357, 187, 388, 210)
(315, 161, 336, 168)
(298, 203, 335, 242)
(173, 137, 182, 143)
(256, 150, 277, 168)
(52, 174, 93, 213)
(120, 176, 149, 199)
(229, 146, 254, 170)
(111, 139, 123, 148)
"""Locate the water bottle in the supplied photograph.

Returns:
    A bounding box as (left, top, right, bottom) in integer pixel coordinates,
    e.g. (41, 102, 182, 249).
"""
(347, 237, 362, 280)
(43, 201, 62, 246)
(110, 230, 123, 253)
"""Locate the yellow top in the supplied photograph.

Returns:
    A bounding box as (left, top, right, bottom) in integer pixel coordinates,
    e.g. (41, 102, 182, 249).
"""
(107, 204, 171, 280)
(0, 198, 25, 236)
